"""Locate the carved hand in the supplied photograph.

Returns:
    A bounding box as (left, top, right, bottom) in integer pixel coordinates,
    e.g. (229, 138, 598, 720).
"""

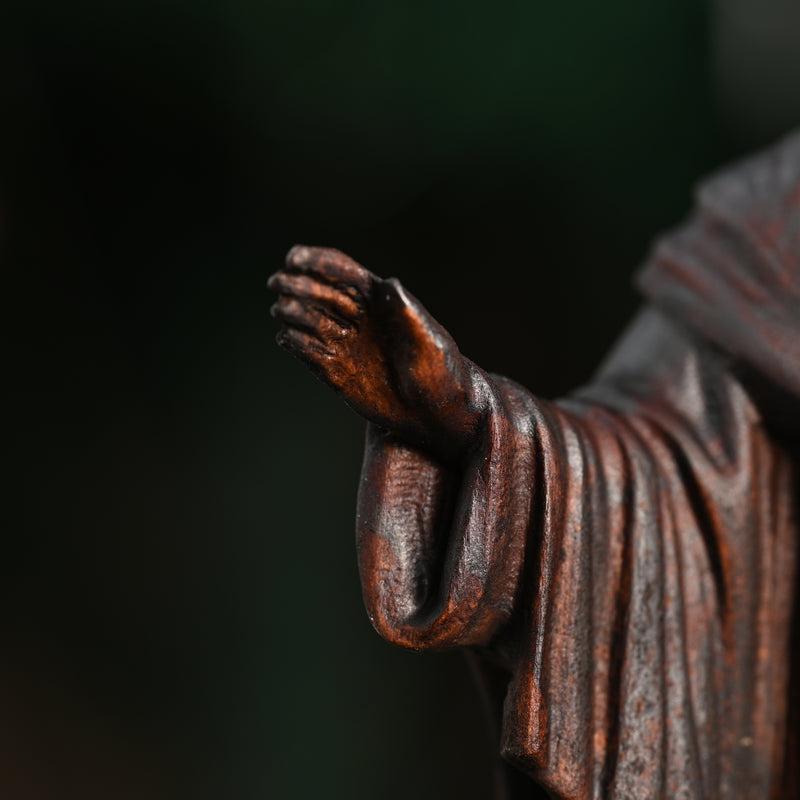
(269, 246, 484, 459)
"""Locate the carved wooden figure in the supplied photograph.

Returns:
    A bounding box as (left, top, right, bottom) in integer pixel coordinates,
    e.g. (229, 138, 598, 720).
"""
(269, 132, 800, 799)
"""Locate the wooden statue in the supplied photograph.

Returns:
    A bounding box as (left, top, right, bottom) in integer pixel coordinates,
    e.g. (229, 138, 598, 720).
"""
(269, 131, 800, 799)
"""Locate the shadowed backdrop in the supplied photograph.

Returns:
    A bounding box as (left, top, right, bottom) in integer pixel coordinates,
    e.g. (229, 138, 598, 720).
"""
(3, 1, 799, 797)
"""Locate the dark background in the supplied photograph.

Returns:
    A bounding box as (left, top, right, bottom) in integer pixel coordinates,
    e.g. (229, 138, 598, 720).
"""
(3, 1, 799, 798)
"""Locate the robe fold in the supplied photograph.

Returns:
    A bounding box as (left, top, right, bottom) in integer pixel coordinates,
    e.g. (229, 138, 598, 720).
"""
(356, 131, 800, 799)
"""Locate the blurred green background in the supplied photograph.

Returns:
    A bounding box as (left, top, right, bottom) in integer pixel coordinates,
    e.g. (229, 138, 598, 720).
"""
(3, 1, 799, 797)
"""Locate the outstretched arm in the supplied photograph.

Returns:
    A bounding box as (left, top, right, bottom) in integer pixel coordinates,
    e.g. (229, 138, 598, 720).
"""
(269, 245, 486, 461)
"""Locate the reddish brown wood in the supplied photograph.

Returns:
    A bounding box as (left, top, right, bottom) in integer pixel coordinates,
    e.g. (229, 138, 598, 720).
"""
(269, 130, 800, 799)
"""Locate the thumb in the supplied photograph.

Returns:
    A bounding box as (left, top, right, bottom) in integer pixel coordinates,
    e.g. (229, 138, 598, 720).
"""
(373, 278, 467, 406)
(373, 277, 454, 356)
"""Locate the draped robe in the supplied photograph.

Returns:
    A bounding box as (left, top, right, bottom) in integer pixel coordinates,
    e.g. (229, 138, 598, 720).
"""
(356, 131, 800, 799)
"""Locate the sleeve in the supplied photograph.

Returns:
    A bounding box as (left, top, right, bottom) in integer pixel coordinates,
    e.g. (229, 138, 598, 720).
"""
(356, 363, 535, 651)
(355, 309, 798, 800)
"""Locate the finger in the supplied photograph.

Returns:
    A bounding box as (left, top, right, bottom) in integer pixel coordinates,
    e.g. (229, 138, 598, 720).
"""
(270, 296, 351, 341)
(267, 271, 363, 320)
(276, 327, 336, 380)
(284, 245, 374, 298)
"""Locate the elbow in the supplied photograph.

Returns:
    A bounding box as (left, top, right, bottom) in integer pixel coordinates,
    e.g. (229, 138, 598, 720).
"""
(363, 584, 508, 653)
